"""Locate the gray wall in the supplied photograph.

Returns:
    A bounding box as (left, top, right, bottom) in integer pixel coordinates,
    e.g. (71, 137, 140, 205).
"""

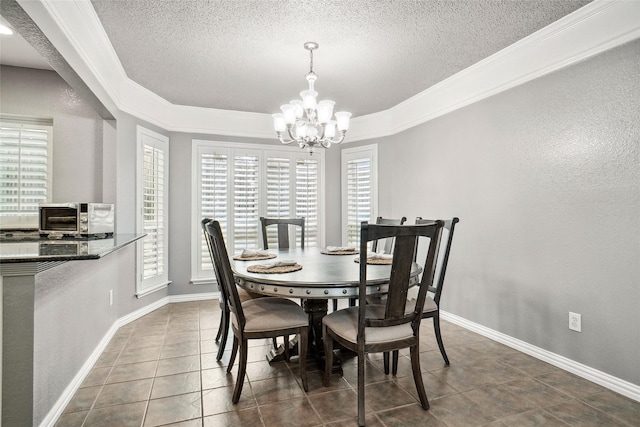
(33, 247, 134, 424)
(0, 67, 168, 424)
(0, 65, 105, 202)
(350, 40, 640, 385)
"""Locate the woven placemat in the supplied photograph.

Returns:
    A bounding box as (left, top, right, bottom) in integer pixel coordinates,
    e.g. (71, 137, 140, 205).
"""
(321, 249, 359, 255)
(233, 253, 276, 261)
(354, 257, 393, 265)
(247, 263, 302, 274)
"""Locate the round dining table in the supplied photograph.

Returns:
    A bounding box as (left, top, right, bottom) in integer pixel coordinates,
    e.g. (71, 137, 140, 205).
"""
(231, 247, 421, 367)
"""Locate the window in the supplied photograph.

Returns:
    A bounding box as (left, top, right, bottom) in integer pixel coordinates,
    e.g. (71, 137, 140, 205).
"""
(0, 116, 53, 229)
(136, 126, 170, 297)
(342, 145, 378, 247)
(192, 141, 324, 284)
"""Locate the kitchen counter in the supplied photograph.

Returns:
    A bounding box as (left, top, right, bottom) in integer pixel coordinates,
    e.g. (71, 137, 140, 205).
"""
(0, 234, 145, 263)
(0, 233, 145, 426)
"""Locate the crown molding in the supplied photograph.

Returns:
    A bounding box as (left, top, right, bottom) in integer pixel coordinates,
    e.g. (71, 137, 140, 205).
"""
(17, 0, 640, 141)
(347, 0, 640, 142)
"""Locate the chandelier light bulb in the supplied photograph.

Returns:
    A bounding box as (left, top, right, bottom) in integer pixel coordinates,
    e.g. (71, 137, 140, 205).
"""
(324, 121, 336, 139)
(300, 90, 318, 110)
(280, 104, 296, 125)
(290, 100, 304, 118)
(273, 42, 351, 154)
(335, 112, 352, 131)
(272, 114, 286, 132)
(317, 100, 335, 124)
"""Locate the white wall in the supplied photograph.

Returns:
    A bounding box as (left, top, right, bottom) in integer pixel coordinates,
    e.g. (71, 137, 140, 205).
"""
(348, 40, 640, 386)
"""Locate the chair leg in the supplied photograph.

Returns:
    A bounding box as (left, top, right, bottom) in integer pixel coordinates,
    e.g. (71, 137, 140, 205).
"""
(410, 344, 430, 410)
(284, 335, 290, 361)
(357, 349, 365, 427)
(216, 309, 229, 361)
(215, 316, 223, 343)
(433, 313, 450, 365)
(215, 300, 225, 343)
(383, 351, 390, 375)
(392, 350, 399, 375)
(298, 328, 309, 392)
(231, 338, 248, 404)
(227, 335, 239, 374)
(322, 324, 333, 387)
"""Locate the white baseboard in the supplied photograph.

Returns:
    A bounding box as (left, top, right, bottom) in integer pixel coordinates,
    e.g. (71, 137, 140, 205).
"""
(440, 311, 640, 402)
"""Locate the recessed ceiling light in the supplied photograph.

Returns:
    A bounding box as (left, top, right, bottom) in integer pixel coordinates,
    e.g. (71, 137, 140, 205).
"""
(0, 24, 14, 35)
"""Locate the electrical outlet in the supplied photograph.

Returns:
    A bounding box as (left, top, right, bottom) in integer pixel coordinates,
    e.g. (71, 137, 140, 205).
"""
(569, 312, 581, 332)
(109, 289, 113, 306)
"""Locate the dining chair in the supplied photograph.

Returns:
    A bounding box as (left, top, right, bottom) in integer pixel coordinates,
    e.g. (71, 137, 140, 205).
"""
(259, 216, 306, 349)
(384, 217, 460, 375)
(371, 216, 407, 254)
(346, 216, 407, 308)
(202, 217, 286, 361)
(204, 219, 309, 403)
(201, 218, 231, 361)
(260, 217, 305, 250)
(323, 220, 443, 426)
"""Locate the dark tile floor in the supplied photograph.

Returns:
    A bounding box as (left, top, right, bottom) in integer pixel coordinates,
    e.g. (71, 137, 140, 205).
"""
(55, 300, 640, 427)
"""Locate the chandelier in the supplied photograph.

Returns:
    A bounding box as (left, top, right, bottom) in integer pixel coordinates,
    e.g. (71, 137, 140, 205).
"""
(272, 42, 351, 155)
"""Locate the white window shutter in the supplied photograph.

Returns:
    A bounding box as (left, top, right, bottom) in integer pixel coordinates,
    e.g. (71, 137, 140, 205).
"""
(0, 120, 52, 229)
(342, 145, 377, 248)
(192, 140, 324, 283)
(137, 126, 170, 297)
(264, 156, 291, 247)
(200, 152, 228, 272)
(142, 144, 166, 279)
(296, 158, 319, 247)
(233, 154, 260, 252)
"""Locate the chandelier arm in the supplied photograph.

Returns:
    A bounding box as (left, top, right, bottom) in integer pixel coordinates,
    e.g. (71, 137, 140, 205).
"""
(286, 126, 298, 142)
(276, 132, 295, 145)
(326, 131, 347, 145)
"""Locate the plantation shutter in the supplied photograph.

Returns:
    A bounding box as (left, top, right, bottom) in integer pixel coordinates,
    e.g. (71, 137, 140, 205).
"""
(345, 157, 373, 247)
(137, 126, 169, 297)
(142, 144, 166, 279)
(200, 152, 228, 271)
(264, 156, 291, 247)
(233, 154, 260, 252)
(192, 140, 324, 284)
(0, 120, 52, 228)
(296, 158, 319, 247)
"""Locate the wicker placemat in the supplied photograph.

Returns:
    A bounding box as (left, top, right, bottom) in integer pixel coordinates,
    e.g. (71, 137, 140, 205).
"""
(247, 263, 302, 274)
(354, 257, 393, 265)
(233, 253, 276, 261)
(321, 249, 359, 255)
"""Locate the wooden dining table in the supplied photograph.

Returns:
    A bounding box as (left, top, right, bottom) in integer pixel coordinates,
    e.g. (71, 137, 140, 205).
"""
(231, 247, 421, 367)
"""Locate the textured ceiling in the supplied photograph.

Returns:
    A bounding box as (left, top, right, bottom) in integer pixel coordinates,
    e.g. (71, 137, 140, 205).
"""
(87, 0, 590, 117)
(0, 14, 51, 70)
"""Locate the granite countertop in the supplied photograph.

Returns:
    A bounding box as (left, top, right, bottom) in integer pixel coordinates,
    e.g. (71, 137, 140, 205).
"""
(0, 234, 145, 263)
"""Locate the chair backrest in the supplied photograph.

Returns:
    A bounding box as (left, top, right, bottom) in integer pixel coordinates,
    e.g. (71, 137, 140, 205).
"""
(260, 217, 305, 250)
(371, 216, 407, 254)
(416, 217, 459, 305)
(201, 218, 224, 295)
(358, 221, 443, 334)
(204, 219, 246, 330)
